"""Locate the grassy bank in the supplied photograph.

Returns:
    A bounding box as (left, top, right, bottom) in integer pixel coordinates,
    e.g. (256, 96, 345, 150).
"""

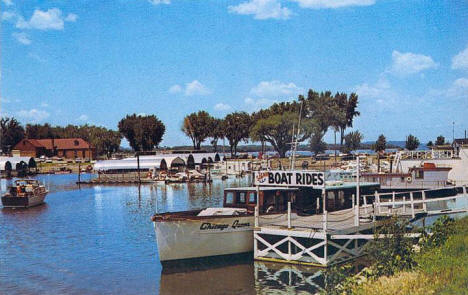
(352, 216, 468, 295)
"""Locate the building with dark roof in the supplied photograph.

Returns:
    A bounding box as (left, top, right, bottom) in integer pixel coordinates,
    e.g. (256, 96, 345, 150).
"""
(13, 138, 96, 159)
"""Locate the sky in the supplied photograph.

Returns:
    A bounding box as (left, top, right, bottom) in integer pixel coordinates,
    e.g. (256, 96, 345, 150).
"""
(1, 0, 467, 147)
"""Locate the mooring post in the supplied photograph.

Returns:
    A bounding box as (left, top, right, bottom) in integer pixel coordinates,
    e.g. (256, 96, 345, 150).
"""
(422, 190, 427, 212)
(375, 191, 380, 214)
(363, 194, 368, 215)
(287, 201, 291, 229)
(356, 156, 360, 226)
(255, 205, 259, 227)
(410, 192, 415, 218)
(403, 196, 406, 213)
(322, 188, 327, 231)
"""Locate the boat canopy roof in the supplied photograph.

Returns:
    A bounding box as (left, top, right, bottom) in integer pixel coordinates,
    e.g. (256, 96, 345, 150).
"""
(14, 179, 40, 185)
(225, 186, 299, 192)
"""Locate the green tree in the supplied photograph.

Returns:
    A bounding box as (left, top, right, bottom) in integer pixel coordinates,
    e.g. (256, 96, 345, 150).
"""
(405, 134, 420, 150)
(118, 114, 165, 151)
(365, 216, 417, 276)
(374, 134, 386, 153)
(333, 92, 360, 149)
(435, 135, 445, 146)
(250, 112, 310, 158)
(300, 90, 336, 154)
(223, 112, 251, 156)
(181, 111, 214, 150)
(374, 134, 386, 173)
(25, 123, 55, 139)
(427, 140, 434, 147)
(344, 130, 363, 153)
(309, 128, 327, 155)
(209, 118, 224, 152)
(0, 117, 25, 153)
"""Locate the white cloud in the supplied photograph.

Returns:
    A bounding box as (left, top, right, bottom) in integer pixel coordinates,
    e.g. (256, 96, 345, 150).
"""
(65, 13, 78, 22)
(16, 8, 76, 31)
(228, 0, 292, 20)
(291, 0, 375, 9)
(354, 77, 390, 98)
(2, 11, 15, 21)
(78, 114, 88, 121)
(2, 0, 13, 6)
(447, 78, 468, 98)
(148, 0, 170, 5)
(452, 45, 468, 70)
(168, 81, 211, 96)
(250, 80, 303, 98)
(184, 80, 211, 96)
(214, 103, 232, 111)
(17, 109, 50, 123)
(12, 32, 31, 45)
(244, 97, 277, 110)
(168, 84, 182, 94)
(389, 50, 438, 76)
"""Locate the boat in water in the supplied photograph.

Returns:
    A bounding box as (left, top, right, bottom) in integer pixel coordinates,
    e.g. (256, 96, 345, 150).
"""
(151, 170, 381, 265)
(1, 179, 48, 208)
(151, 186, 299, 265)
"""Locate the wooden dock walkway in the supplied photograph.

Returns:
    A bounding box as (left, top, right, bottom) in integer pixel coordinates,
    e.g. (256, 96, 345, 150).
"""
(254, 186, 468, 267)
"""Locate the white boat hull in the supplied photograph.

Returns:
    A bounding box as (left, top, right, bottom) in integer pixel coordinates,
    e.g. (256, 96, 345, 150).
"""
(154, 215, 254, 262)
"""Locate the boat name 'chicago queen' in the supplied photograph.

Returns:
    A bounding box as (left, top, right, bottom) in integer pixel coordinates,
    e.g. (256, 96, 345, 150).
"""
(199, 220, 251, 231)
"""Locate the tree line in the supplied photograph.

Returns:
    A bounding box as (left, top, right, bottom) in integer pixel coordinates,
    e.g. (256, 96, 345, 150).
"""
(0, 87, 451, 158)
(181, 89, 362, 157)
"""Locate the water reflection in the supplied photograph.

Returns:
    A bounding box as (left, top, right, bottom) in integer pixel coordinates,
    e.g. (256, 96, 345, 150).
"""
(158, 260, 327, 295)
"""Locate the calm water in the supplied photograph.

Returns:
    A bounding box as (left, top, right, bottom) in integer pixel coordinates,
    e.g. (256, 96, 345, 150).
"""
(1, 174, 466, 295)
(0, 174, 327, 295)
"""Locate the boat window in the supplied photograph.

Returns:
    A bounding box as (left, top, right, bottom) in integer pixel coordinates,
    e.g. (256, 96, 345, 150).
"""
(239, 192, 246, 203)
(225, 192, 234, 204)
(415, 170, 424, 179)
(248, 192, 256, 203)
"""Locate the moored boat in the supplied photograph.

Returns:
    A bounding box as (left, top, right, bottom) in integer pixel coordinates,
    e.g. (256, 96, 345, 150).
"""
(1, 179, 48, 208)
(151, 186, 298, 264)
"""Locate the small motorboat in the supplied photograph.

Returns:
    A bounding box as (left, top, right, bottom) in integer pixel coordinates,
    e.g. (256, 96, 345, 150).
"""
(1, 179, 48, 208)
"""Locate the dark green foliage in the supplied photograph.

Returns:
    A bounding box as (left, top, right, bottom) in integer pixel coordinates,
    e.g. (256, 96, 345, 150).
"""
(223, 112, 252, 156)
(427, 141, 433, 147)
(118, 114, 165, 151)
(435, 135, 446, 146)
(25, 123, 121, 157)
(344, 130, 363, 153)
(209, 118, 225, 152)
(365, 216, 417, 276)
(419, 215, 455, 251)
(405, 134, 420, 150)
(0, 117, 25, 153)
(181, 111, 214, 150)
(374, 134, 386, 152)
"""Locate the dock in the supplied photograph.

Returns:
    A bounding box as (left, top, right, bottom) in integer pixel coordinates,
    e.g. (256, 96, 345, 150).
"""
(254, 185, 468, 267)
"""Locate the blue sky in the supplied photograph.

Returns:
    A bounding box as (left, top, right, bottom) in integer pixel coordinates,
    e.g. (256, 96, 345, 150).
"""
(1, 0, 467, 147)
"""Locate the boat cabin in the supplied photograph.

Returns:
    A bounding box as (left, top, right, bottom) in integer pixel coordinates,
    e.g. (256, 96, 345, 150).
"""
(8, 179, 43, 197)
(223, 182, 381, 215)
(223, 187, 298, 213)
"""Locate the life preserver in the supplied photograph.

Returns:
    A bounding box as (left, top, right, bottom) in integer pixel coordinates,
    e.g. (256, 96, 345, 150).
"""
(407, 176, 412, 183)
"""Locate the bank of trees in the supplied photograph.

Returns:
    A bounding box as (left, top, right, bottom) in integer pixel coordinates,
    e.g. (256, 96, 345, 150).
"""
(180, 89, 361, 156)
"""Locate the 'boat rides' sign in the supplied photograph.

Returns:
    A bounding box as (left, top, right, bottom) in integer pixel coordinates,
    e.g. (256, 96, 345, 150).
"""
(254, 170, 325, 188)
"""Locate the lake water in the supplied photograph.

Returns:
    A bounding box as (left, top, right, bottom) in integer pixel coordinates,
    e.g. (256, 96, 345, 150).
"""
(1, 174, 466, 295)
(0, 174, 329, 295)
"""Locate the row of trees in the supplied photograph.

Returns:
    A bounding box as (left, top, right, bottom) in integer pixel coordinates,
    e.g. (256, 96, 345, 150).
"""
(0, 118, 122, 157)
(181, 90, 361, 157)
